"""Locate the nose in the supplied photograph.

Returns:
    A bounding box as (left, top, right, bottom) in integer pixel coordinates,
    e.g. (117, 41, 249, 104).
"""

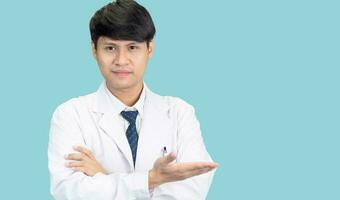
(114, 48, 129, 66)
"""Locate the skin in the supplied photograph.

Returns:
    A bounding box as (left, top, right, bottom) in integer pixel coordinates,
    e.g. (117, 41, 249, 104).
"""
(65, 146, 107, 177)
(65, 36, 219, 189)
(92, 36, 153, 106)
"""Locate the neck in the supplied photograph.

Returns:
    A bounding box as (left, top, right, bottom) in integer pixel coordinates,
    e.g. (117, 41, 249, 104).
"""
(107, 82, 143, 107)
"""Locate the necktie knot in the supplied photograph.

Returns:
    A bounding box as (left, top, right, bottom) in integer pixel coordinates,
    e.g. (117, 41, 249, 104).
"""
(121, 110, 138, 124)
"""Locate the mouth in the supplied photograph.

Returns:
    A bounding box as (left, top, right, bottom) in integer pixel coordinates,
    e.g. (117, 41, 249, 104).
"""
(112, 70, 132, 78)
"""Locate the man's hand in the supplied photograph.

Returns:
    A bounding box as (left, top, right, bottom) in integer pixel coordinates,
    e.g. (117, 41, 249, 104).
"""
(64, 146, 108, 176)
(148, 152, 219, 189)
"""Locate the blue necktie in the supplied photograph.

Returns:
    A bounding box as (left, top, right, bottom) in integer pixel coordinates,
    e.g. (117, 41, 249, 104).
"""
(121, 110, 139, 167)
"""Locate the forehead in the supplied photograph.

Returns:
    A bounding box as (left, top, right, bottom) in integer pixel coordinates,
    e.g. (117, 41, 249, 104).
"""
(98, 36, 145, 46)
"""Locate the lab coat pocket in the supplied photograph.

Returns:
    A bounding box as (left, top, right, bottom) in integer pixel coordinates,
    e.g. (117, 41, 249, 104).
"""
(136, 123, 176, 171)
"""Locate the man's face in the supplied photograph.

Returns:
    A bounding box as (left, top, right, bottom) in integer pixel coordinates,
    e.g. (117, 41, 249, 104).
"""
(92, 36, 154, 93)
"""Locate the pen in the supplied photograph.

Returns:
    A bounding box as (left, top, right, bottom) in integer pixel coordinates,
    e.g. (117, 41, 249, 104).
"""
(162, 146, 167, 157)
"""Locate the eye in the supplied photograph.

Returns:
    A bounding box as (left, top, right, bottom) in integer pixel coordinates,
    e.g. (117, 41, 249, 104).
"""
(105, 46, 115, 51)
(129, 45, 139, 51)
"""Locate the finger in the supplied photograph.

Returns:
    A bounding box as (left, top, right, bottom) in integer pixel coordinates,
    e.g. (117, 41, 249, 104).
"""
(71, 166, 88, 175)
(180, 168, 212, 180)
(64, 153, 84, 161)
(164, 165, 213, 182)
(169, 162, 217, 175)
(187, 165, 215, 176)
(73, 146, 95, 159)
(65, 161, 84, 168)
(172, 165, 215, 181)
(209, 162, 219, 168)
(181, 162, 218, 171)
(161, 152, 176, 165)
(154, 152, 176, 167)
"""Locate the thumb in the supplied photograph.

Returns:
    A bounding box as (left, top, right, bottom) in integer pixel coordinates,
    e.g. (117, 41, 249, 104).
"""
(161, 152, 176, 165)
(154, 152, 177, 168)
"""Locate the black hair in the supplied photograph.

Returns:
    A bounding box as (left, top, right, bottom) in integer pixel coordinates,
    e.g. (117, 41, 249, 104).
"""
(89, 0, 156, 48)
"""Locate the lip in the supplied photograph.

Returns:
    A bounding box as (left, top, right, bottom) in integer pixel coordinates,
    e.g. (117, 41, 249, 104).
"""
(112, 70, 132, 77)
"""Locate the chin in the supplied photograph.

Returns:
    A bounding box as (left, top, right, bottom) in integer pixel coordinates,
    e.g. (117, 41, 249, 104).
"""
(107, 80, 136, 91)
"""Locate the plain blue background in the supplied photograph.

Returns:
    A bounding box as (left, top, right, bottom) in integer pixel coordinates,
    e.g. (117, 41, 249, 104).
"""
(0, 0, 339, 199)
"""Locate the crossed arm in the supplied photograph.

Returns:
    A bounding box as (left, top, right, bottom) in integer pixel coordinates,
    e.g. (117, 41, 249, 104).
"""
(65, 146, 218, 190)
(50, 99, 218, 199)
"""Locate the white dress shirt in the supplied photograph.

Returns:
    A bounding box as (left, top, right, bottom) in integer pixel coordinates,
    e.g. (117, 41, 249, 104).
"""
(104, 82, 146, 135)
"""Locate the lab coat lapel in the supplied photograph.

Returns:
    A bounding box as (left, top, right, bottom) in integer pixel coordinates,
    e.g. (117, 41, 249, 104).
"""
(92, 83, 134, 168)
(98, 113, 134, 168)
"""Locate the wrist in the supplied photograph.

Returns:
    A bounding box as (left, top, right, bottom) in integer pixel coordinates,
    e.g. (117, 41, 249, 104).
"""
(148, 169, 161, 189)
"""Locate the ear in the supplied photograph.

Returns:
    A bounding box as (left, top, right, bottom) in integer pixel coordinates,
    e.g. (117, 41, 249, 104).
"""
(91, 42, 97, 60)
(147, 40, 154, 59)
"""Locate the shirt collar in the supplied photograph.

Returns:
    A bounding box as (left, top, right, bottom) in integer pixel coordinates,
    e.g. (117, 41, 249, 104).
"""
(103, 82, 146, 119)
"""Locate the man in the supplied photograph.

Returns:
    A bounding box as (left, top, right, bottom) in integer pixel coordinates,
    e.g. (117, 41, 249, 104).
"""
(48, 0, 218, 199)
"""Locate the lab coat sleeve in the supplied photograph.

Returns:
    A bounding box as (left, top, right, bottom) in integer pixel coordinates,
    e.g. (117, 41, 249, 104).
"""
(153, 98, 216, 200)
(48, 100, 150, 200)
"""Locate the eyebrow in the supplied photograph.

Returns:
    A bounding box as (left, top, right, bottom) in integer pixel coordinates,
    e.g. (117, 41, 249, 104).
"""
(103, 42, 140, 46)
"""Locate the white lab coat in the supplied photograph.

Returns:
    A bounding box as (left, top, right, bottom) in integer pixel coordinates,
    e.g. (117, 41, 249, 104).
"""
(48, 82, 215, 200)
